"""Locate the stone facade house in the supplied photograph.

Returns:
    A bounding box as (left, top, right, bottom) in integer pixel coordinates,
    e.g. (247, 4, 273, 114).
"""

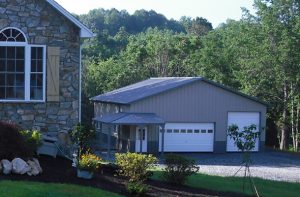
(0, 0, 93, 135)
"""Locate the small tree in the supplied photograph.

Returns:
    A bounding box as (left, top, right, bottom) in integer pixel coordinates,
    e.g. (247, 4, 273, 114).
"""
(228, 124, 260, 162)
(228, 124, 261, 197)
(70, 124, 96, 166)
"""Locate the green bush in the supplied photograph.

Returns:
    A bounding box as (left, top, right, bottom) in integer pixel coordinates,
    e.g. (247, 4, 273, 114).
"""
(115, 152, 157, 182)
(20, 130, 42, 154)
(126, 181, 148, 195)
(0, 121, 33, 159)
(163, 154, 199, 185)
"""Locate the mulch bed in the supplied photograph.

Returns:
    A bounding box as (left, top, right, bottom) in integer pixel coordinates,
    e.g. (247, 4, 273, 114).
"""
(0, 156, 249, 197)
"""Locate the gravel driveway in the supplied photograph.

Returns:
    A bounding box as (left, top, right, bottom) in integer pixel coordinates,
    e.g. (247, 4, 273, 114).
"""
(162, 150, 300, 183)
(107, 150, 300, 183)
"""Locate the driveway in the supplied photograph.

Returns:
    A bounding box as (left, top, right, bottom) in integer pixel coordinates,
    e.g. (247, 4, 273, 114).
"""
(178, 150, 300, 183)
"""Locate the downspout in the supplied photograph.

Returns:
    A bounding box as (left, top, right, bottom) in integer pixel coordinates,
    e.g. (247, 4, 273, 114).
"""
(79, 43, 82, 123)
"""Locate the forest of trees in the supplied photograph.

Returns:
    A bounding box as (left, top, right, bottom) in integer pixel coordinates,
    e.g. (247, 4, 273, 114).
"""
(79, 0, 300, 151)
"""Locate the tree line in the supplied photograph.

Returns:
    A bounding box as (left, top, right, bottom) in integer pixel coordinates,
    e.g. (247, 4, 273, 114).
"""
(80, 0, 300, 151)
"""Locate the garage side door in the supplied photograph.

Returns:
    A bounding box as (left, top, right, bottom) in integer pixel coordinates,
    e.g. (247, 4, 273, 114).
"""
(227, 112, 260, 152)
(159, 123, 214, 152)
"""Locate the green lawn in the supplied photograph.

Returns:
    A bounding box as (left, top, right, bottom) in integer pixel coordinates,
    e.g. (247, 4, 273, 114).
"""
(0, 181, 122, 197)
(1, 173, 299, 197)
(152, 171, 300, 197)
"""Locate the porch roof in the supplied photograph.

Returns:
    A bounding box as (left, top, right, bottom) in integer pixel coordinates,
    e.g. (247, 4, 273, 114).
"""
(94, 113, 165, 125)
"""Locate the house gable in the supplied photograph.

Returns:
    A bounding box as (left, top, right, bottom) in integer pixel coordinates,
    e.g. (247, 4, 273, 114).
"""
(0, 0, 83, 133)
(46, 0, 93, 38)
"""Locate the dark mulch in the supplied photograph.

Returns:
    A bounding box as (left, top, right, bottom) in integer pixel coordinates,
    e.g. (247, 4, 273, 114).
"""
(0, 156, 249, 197)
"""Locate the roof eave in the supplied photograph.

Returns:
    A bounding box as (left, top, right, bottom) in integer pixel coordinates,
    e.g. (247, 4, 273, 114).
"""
(46, 0, 94, 38)
(90, 98, 130, 105)
(80, 29, 94, 38)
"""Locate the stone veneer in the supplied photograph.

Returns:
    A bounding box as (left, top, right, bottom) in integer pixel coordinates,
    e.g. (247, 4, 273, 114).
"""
(0, 0, 80, 135)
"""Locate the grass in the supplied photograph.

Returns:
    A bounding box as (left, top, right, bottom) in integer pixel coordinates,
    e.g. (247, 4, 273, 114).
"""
(1, 171, 299, 197)
(152, 171, 300, 197)
(0, 181, 123, 197)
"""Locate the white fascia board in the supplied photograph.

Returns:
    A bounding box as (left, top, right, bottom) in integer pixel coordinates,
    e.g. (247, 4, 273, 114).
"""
(46, 0, 94, 38)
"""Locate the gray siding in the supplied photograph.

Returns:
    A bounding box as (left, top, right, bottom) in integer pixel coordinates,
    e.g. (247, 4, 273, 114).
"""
(148, 125, 159, 141)
(148, 125, 159, 153)
(129, 80, 267, 145)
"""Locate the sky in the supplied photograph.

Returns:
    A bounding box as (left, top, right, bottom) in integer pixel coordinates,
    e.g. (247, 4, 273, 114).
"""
(55, 0, 256, 28)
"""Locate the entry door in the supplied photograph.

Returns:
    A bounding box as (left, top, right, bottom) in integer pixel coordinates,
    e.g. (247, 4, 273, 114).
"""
(135, 127, 147, 152)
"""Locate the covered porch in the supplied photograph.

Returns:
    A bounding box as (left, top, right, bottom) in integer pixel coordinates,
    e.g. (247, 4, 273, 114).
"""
(93, 113, 165, 159)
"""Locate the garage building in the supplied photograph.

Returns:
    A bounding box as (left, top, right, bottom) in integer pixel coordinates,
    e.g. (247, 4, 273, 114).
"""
(91, 77, 267, 153)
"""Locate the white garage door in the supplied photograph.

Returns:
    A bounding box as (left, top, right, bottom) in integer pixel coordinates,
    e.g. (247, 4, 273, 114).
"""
(159, 123, 214, 152)
(227, 112, 260, 152)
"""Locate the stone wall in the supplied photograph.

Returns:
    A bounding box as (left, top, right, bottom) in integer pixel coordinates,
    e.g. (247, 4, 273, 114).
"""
(0, 0, 81, 135)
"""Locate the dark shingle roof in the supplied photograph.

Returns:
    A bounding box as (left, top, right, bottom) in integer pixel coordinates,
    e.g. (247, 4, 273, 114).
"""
(91, 77, 267, 106)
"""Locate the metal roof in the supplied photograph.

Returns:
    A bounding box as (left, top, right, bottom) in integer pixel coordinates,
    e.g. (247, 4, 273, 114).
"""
(46, 0, 94, 38)
(94, 113, 165, 125)
(91, 77, 201, 104)
(91, 77, 268, 106)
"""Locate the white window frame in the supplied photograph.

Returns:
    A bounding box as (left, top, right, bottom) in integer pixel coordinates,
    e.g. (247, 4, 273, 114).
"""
(29, 45, 46, 102)
(0, 28, 46, 103)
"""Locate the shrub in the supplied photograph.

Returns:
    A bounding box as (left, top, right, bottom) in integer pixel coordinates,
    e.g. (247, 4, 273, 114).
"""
(115, 152, 157, 182)
(78, 153, 103, 172)
(0, 121, 33, 159)
(126, 181, 148, 195)
(71, 124, 95, 155)
(163, 154, 199, 185)
(20, 130, 42, 154)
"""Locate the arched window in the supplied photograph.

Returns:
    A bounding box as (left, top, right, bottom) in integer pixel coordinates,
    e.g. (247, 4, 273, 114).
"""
(0, 28, 27, 42)
(0, 28, 46, 102)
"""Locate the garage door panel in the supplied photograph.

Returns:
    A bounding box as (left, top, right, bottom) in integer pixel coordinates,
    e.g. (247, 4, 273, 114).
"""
(159, 123, 214, 152)
(227, 112, 260, 152)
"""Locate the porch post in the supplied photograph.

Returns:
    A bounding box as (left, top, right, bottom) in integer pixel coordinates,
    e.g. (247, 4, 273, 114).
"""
(117, 125, 121, 151)
(107, 124, 111, 159)
(139, 125, 143, 153)
(99, 122, 102, 145)
(161, 124, 165, 156)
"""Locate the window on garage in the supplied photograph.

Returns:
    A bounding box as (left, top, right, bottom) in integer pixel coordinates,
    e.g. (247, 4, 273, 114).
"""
(173, 129, 179, 133)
